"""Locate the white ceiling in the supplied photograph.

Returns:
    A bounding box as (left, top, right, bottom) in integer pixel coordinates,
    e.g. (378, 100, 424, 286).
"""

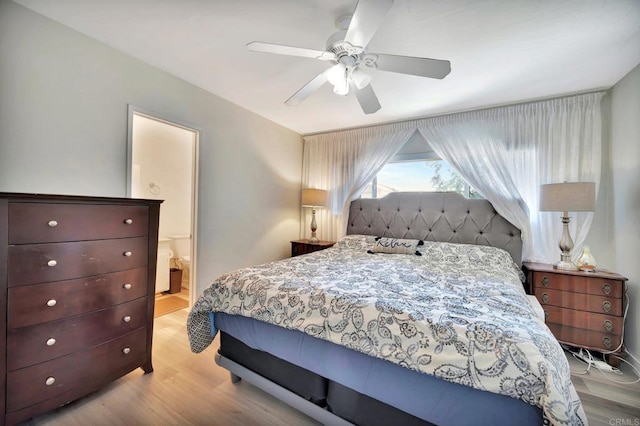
(13, 0, 640, 135)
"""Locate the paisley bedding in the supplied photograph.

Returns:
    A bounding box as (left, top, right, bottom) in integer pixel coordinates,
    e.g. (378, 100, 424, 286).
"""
(187, 235, 586, 425)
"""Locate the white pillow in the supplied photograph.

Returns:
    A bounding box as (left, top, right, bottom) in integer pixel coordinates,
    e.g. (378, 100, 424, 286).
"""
(368, 237, 423, 255)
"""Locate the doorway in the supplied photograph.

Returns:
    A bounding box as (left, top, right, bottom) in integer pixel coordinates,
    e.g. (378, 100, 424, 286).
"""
(126, 106, 199, 310)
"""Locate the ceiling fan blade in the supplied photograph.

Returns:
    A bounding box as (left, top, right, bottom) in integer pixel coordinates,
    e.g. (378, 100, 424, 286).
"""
(353, 83, 381, 114)
(247, 41, 336, 61)
(285, 71, 329, 106)
(365, 53, 451, 79)
(345, 0, 395, 49)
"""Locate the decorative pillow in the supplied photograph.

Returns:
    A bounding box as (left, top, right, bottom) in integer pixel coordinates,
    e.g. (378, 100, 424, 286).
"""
(368, 237, 423, 256)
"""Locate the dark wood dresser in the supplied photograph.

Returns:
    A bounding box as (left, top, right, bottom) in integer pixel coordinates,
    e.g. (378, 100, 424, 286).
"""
(290, 239, 335, 257)
(0, 193, 161, 425)
(523, 262, 627, 366)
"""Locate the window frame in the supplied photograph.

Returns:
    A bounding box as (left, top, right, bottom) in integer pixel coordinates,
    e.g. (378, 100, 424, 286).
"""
(366, 153, 478, 199)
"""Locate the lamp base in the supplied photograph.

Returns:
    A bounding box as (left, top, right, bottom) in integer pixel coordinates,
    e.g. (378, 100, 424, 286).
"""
(553, 260, 578, 271)
(309, 208, 319, 244)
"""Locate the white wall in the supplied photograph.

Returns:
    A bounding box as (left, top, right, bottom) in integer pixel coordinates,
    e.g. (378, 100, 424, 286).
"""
(0, 0, 303, 297)
(610, 63, 640, 367)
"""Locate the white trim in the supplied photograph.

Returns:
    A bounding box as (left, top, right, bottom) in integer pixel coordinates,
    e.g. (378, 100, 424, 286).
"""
(126, 105, 201, 308)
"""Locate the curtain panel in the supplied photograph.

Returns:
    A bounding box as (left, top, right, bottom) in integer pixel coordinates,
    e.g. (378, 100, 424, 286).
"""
(301, 92, 604, 263)
(301, 123, 415, 242)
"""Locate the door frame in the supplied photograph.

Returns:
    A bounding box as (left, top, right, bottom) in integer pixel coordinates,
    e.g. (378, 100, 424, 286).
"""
(126, 105, 200, 307)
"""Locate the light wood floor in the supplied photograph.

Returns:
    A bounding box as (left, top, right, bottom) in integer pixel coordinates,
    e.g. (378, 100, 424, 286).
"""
(24, 307, 640, 426)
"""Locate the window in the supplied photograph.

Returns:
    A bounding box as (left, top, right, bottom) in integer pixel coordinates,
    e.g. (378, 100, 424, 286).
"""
(361, 159, 482, 199)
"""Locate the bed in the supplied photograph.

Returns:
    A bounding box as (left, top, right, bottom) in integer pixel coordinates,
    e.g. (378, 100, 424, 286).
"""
(187, 192, 586, 425)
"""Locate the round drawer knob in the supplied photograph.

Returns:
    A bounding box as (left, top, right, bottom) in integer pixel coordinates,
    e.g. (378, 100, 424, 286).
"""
(602, 301, 612, 313)
(46, 299, 57, 307)
(123, 283, 132, 290)
(541, 292, 549, 303)
(123, 315, 131, 323)
(603, 337, 612, 349)
(47, 220, 58, 227)
(47, 260, 57, 267)
(541, 276, 550, 287)
(602, 283, 612, 295)
(45, 377, 56, 386)
(123, 251, 132, 257)
(124, 218, 133, 225)
(604, 320, 613, 332)
(122, 347, 131, 355)
(46, 338, 56, 346)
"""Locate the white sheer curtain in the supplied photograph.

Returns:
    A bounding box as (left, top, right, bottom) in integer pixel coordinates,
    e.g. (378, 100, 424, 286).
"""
(417, 92, 604, 262)
(301, 123, 415, 241)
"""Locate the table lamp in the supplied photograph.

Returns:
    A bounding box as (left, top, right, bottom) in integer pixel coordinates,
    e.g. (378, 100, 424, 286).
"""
(301, 188, 327, 243)
(540, 182, 595, 271)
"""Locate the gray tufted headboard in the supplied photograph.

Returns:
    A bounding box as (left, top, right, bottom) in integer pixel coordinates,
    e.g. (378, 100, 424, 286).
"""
(347, 192, 522, 264)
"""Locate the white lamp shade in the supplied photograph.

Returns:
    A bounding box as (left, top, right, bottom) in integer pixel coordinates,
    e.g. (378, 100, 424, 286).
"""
(325, 63, 346, 86)
(540, 182, 595, 212)
(301, 188, 327, 208)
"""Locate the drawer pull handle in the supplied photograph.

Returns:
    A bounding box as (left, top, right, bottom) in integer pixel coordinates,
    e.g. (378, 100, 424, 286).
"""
(123, 347, 131, 355)
(47, 260, 57, 267)
(46, 299, 57, 307)
(602, 301, 612, 313)
(541, 276, 550, 287)
(123, 251, 132, 257)
(602, 283, 612, 295)
(124, 218, 133, 225)
(604, 320, 613, 332)
(123, 283, 132, 290)
(603, 337, 612, 349)
(47, 220, 58, 227)
(541, 292, 549, 303)
(45, 377, 56, 386)
(543, 310, 549, 319)
(46, 338, 56, 346)
(123, 315, 131, 323)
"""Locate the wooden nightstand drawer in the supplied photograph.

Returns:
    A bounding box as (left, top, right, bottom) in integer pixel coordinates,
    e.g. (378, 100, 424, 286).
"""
(531, 271, 623, 298)
(543, 305, 623, 335)
(534, 288, 622, 316)
(547, 323, 621, 352)
(7, 297, 147, 370)
(8, 267, 148, 328)
(9, 202, 149, 244)
(524, 262, 628, 367)
(8, 237, 148, 286)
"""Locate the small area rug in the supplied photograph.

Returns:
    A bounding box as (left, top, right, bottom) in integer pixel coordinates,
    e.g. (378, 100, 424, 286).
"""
(155, 296, 189, 318)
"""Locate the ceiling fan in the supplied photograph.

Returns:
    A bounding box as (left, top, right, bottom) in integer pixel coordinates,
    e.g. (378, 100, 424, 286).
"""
(247, 0, 451, 114)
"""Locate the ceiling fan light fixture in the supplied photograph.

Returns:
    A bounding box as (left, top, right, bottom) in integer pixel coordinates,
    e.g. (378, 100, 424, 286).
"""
(351, 68, 371, 89)
(332, 75, 349, 96)
(325, 63, 347, 86)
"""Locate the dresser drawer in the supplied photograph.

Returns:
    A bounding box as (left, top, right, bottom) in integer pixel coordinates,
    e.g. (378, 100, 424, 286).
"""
(532, 271, 623, 298)
(8, 202, 148, 244)
(547, 323, 621, 352)
(8, 237, 148, 286)
(534, 288, 622, 316)
(6, 327, 147, 412)
(7, 297, 147, 370)
(543, 305, 623, 335)
(7, 267, 148, 328)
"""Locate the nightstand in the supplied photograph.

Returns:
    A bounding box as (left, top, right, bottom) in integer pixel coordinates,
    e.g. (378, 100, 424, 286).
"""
(290, 239, 335, 257)
(523, 262, 628, 367)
